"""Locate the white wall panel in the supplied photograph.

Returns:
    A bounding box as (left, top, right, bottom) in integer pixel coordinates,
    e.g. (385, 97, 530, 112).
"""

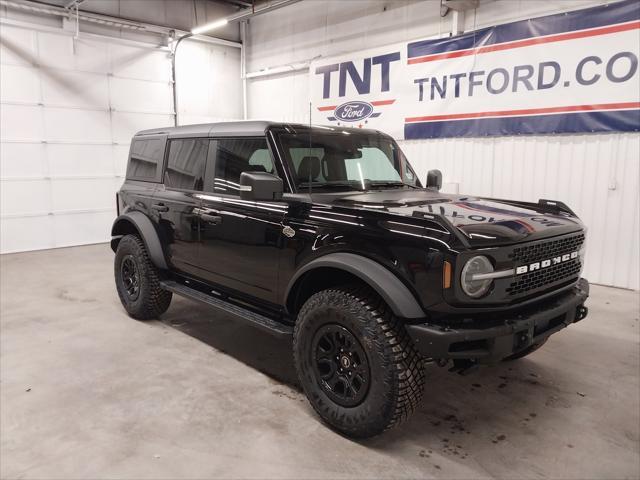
(110, 112, 173, 142)
(40, 70, 109, 109)
(0, 216, 54, 253)
(37, 33, 109, 73)
(53, 210, 116, 248)
(113, 145, 131, 177)
(467, 0, 607, 30)
(50, 178, 116, 212)
(246, 0, 449, 73)
(175, 40, 242, 123)
(0, 64, 39, 103)
(0, 143, 47, 178)
(248, 70, 310, 123)
(43, 108, 112, 143)
(109, 77, 172, 113)
(0, 180, 50, 216)
(109, 44, 171, 81)
(0, 24, 36, 65)
(47, 144, 114, 177)
(1, 19, 242, 254)
(0, 104, 43, 141)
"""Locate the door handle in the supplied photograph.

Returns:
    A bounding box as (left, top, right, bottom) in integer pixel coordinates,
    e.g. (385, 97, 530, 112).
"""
(151, 203, 169, 213)
(200, 213, 222, 225)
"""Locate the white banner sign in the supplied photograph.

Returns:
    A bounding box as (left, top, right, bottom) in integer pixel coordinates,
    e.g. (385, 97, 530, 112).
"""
(311, 0, 640, 139)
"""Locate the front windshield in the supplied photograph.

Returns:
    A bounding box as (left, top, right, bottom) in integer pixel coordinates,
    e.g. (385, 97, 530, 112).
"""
(277, 130, 421, 192)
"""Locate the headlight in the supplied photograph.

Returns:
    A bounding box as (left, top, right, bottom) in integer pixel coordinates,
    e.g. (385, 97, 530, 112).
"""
(461, 256, 494, 298)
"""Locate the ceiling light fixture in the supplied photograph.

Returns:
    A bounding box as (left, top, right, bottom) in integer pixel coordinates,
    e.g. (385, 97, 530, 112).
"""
(191, 18, 229, 35)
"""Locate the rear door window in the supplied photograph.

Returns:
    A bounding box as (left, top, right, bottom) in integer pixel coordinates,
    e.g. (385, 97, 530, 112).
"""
(126, 138, 165, 182)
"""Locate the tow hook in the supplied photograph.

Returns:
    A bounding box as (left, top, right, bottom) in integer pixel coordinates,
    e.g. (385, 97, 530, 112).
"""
(575, 305, 588, 322)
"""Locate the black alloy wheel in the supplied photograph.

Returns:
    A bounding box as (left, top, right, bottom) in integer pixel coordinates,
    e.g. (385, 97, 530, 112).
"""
(293, 285, 425, 438)
(120, 254, 140, 300)
(312, 324, 370, 407)
(114, 234, 172, 320)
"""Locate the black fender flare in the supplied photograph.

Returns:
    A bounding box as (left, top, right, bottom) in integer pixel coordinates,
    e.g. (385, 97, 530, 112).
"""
(285, 252, 426, 319)
(111, 211, 168, 270)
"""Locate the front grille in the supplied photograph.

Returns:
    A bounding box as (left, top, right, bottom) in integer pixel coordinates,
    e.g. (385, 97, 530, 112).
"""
(507, 260, 581, 296)
(506, 233, 584, 297)
(509, 233, 585, 264)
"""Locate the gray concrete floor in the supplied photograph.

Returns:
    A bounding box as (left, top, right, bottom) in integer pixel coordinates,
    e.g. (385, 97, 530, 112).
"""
(1, 244, 639, 480)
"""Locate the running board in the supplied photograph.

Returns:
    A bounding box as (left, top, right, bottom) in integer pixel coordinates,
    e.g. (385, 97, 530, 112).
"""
(160, 280, 293, 337)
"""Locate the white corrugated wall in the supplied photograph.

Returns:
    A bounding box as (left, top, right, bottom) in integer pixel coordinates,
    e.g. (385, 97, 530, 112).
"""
(245, 0, 640, 290)
(399, 134, 640, 290)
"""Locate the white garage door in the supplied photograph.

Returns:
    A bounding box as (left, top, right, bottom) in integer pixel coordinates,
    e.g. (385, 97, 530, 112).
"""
(0, 23, 173, 253)
(0, 21, 241, 254)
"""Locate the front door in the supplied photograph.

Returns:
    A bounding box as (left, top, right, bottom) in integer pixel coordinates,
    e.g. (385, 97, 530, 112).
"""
(196, 137, 285, 305)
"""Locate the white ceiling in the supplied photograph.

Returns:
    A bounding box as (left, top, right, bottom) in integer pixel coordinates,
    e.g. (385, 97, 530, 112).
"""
(26, 0, 243, 40)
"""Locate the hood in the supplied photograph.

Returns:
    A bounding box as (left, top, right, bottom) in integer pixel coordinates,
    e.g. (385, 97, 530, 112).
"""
(320, 189, 584, 247)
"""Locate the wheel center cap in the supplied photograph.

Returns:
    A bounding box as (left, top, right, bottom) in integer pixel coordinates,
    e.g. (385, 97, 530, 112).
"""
(340, 355, 351, 368)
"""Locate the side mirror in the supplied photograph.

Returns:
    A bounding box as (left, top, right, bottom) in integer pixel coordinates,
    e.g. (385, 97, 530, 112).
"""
(239, 171, 283, 201)
(426, 169, 442, 191)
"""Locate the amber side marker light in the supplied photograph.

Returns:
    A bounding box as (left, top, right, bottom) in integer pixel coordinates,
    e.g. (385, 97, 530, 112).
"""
(443, 261, 452, 289)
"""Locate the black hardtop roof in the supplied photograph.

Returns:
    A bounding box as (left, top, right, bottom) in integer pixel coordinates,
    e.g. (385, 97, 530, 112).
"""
(134, 121, 384, 139)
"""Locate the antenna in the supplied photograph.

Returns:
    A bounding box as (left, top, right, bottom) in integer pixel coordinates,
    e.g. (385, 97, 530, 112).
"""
(308, 101, 312, 195)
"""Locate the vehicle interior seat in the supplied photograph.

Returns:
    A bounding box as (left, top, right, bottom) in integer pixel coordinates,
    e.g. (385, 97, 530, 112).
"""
(298, 156, 321, 182)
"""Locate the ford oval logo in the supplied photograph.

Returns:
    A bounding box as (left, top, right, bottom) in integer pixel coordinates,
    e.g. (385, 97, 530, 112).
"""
(334, 101, 374, 122)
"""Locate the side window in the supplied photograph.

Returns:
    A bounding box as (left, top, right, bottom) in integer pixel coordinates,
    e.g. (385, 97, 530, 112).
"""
(164, 138, 208, 191)
(211, 138, 272, 194)
(248, 148, 274, 174)
(401, 160, 416, 184)
(127, 138, 165, 182)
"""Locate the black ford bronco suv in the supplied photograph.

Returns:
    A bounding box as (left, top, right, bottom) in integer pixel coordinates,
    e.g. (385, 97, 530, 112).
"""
(112, 121, 589, 438)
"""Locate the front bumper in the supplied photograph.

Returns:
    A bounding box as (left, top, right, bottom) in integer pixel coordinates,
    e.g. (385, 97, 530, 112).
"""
(407, 278, 589, 363)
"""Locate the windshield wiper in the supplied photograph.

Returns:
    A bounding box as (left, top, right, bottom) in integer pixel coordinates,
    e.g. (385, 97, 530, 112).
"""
(299, 181, 364, 191)
(368, 181, 421, 190)
(299, 180, 421, 191)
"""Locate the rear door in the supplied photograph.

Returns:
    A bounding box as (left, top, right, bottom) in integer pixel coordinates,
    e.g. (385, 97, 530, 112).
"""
(196, 137, 286, 304)
(152, 137, 208, 277)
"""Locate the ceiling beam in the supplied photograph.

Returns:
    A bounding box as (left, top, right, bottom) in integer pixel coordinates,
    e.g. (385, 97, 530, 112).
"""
(63, 0, 86, 9)
(213, 0, 253, 8)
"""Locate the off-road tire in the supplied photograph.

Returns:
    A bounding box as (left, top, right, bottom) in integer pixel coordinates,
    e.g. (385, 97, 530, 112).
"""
(114, 234, 172, 320)
(504, 338, 548, 361)
(293, 285, 425, 438)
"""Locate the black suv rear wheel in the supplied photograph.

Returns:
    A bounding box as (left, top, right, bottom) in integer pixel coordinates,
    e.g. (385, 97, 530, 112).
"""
(114, 234, 172, 320)
(293, 285, 425, 438)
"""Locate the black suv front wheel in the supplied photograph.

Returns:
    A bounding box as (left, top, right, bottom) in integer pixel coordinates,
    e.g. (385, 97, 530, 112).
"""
(293, 285, 425, 438)
(114, 234, 172, 320)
